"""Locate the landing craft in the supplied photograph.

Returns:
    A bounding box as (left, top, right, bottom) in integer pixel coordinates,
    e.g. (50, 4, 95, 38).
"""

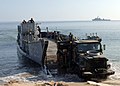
(17, 18, 115, 80)
(17, 18, 48, 66)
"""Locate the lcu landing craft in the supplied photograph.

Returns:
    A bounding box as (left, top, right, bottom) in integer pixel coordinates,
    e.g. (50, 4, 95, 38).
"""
(17, 18, 114, 80)
(17, 18, 48, 66)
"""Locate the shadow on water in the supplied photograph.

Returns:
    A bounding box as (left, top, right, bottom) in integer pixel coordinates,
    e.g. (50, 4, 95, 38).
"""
(17, 55, 110, 82)
(18, 55, 42, 74)
(17, 55, 59, 81)
(17, 55, 83, 82)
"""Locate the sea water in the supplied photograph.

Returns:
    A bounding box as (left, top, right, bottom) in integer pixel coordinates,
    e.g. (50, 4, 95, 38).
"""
(0, 21, 120, 82)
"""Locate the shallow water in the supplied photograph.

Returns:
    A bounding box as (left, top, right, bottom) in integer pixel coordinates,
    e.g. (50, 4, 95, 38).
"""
(0, 21, 120, 82)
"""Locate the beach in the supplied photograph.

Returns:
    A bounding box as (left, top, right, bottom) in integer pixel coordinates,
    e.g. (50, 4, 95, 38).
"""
(0, 21, 120, 86)
(1, 78, 120, 86)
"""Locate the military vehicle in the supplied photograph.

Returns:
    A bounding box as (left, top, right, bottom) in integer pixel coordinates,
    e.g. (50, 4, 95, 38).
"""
(57, 33, 114, 79)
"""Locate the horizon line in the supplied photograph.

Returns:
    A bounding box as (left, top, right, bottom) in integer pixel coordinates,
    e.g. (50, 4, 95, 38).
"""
(0, 20, 120, 23)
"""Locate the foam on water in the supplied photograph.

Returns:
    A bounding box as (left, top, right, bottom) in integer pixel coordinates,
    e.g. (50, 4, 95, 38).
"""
(0, 21, 120, 83)
(109, 62, 120, 80)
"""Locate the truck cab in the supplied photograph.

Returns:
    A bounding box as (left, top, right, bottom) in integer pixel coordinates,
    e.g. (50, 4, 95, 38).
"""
(75, 39, 114, 79)
(57, 34, 114, 79)
(76, 40, 102, 55)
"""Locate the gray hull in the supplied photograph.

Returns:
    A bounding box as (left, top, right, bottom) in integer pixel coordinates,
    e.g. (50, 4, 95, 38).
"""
(17, 44, 43, 65)
(17, 19, 48, 66)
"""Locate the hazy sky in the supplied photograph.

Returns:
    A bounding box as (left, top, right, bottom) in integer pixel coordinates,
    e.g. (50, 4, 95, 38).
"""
(0, 0, 120, 21)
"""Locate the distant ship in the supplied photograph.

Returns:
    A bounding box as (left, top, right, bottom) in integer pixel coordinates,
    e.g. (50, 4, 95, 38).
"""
(92, 16, 111, 21)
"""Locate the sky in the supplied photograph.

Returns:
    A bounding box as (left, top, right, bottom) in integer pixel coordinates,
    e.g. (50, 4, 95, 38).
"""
(0, 0, 120, 21)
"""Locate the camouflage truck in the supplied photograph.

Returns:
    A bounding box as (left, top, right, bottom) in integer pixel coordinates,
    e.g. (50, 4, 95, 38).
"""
(57, 33, 115, 79)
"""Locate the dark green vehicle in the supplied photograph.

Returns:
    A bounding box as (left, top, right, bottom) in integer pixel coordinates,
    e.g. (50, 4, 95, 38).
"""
(57, 34, 115, 79)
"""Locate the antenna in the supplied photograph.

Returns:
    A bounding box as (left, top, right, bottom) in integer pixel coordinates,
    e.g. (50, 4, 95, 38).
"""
(96, 33, 97, 36)
(93, 33, 94, 36)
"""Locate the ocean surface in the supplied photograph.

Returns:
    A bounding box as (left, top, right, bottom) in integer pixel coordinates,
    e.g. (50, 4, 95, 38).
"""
(0, 21, 120, 82)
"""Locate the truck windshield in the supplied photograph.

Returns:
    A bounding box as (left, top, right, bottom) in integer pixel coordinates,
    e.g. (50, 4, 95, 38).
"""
(77, 43, 101, 52)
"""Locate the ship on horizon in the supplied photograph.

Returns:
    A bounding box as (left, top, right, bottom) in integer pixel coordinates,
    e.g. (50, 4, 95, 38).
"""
(92, 16, 111, 21)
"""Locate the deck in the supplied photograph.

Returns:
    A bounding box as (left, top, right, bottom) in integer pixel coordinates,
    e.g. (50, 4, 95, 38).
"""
(46, 39, 57, 68)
